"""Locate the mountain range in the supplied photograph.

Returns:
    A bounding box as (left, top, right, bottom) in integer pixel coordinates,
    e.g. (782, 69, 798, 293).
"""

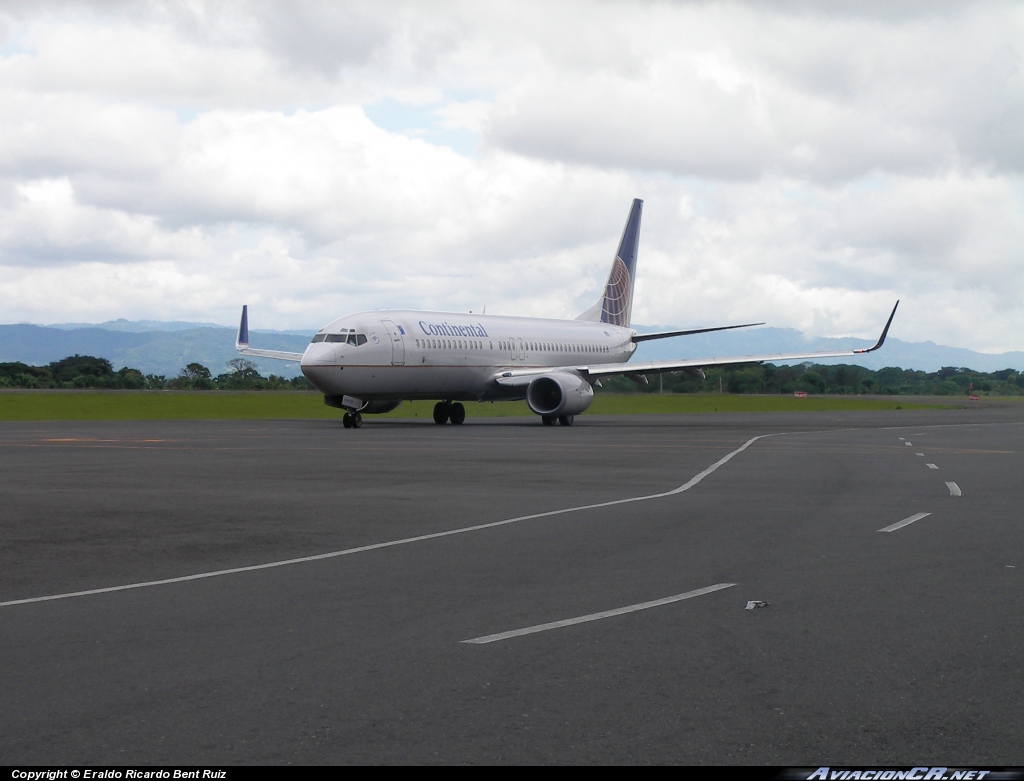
(0, 319, 1021, 380)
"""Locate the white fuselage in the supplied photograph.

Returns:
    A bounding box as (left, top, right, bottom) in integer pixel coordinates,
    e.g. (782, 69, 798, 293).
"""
(300, 310, 637, 401)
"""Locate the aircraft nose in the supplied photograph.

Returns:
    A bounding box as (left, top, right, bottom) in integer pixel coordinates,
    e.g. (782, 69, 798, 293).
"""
(304, 343, 342, 365)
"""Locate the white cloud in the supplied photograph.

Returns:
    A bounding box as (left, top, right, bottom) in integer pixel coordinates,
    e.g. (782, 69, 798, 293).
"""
(0, 0, 1021, 356)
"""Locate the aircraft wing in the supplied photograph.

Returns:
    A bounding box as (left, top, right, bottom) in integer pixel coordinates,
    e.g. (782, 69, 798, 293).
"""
(235, 305, 305, 362)
(589, 301, 898, 378)
(237, 345, 305, 361)
(632, 322, 763, 343)
(495, 302, 898, 385)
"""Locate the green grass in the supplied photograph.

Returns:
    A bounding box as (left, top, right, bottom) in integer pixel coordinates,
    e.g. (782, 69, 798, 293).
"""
(0, 391, 338, 421)
(0, 390, 939, 421)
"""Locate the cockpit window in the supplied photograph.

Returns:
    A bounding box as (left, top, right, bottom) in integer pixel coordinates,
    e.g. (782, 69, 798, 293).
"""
(319, 332, 368, 345)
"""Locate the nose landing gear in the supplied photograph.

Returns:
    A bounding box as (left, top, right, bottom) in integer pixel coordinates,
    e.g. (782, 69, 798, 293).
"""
(342, 412, 362, 428)
(432, 400, 466, 425)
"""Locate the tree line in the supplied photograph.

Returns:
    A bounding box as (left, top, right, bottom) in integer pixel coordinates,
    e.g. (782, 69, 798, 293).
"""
(0, 354, 1021, 395)
(600, 362, 1024, 396)
(0, 355, 311, 390)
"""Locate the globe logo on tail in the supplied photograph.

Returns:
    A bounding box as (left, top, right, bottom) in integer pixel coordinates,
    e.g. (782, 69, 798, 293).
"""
(601, 256, 632, 326)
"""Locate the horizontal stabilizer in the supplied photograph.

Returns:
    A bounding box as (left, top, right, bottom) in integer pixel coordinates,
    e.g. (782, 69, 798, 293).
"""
(632, 322, 764, 343)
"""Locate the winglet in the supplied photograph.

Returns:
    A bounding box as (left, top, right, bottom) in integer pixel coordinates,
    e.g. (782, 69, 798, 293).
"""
(854, 301, 899, 354)
(237, 305, 249, 349)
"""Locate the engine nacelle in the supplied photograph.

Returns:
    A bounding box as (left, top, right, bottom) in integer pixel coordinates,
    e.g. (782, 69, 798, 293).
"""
(526, 373, 594, 417)
(324, 396, 402, 415)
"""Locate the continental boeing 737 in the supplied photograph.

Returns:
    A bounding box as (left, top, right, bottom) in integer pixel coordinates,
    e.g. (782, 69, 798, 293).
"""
(237, 198, 898, 428)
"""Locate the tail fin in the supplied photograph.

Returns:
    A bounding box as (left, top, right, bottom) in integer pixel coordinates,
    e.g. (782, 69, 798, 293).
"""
(236, 304, 249, 348)
(577, 198, 643, 326)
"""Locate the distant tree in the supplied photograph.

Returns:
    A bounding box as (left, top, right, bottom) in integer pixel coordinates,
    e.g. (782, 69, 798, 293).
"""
(115, 367, 146, 389)
(181, 363, 211, 381)
(169, 362, 213, 389)
(0, 362, 52, 387)
(227, 357, 258, 375)
(214, 357, 264, 389)
(49, 355, 113, 384)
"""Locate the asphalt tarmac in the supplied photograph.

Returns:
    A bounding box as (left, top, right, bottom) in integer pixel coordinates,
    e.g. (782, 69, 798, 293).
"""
(1, 406, 1022, 765)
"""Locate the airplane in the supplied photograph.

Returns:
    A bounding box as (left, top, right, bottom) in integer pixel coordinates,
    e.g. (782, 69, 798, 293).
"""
(237, 198, 898, 428)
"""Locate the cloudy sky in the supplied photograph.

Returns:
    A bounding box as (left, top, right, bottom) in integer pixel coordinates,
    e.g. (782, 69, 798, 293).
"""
(1, 0, 1022, 352)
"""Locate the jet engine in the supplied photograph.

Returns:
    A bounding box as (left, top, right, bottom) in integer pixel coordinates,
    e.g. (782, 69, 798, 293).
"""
(526, 373, 594, 417)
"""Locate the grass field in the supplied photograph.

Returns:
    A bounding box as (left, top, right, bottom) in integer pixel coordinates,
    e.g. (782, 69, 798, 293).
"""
(0, 390, 941, 421)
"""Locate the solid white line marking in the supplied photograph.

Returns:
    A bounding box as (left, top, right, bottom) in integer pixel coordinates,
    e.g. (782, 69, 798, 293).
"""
(879, 512, 932, 532)
(946, 481, 962, 496)
(1, 436, 772, 608)
(926, 463, 938, 469)
(462, 584, 737, 644)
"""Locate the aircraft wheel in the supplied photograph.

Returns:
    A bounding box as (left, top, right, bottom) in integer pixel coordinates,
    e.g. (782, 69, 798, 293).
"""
(342, 413, 353, 428)
(558, 415, 574, 426)
(542, 415, 555, 426)
(352, 412, 362, 428)
(450, 402, 466, 425)
(432, 401, 450, 425)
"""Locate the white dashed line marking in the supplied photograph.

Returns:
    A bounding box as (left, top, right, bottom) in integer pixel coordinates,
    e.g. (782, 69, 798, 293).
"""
(926, 463, 938, 469)
(0, 436, 772, 608)
(462, 584, 737, 644)
(945, 482, 962, 497)
(879, 513, 932, 533)
(905, 442, 913, 446)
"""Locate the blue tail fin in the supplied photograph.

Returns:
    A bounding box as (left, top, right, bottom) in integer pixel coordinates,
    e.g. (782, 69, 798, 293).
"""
(577, 198, 643, 326)
(236, 304, 249, 348)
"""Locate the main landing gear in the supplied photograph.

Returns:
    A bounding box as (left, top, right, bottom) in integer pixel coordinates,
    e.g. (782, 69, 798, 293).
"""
(433, 400, 465, 425)
(541, 415, 574, 426)
(342, 411, 362, 428)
